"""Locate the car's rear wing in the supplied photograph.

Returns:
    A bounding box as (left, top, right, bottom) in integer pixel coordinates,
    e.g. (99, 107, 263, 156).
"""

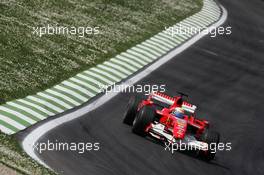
(151, 92, 197, 113)
(182, 101, 197, 113)
(151, 92, 174, 106)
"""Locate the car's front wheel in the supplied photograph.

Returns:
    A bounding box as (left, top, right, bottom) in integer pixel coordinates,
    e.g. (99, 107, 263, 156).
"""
(123, 95, 142, 125)
(132, 106, 155, 136)
(199, 129, 220, 161)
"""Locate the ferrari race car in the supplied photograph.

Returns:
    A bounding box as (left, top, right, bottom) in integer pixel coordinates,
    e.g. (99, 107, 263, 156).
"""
(123, 92, 220, 161)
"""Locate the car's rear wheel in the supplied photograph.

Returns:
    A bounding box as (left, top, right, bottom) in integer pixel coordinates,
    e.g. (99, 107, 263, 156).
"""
(123, 95, 142, 125)
(132, 106, 155, 136)
(199, 129, 220, 161)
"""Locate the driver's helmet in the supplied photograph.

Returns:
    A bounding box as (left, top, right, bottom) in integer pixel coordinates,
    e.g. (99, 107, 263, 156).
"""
(173, 107, 185, 119)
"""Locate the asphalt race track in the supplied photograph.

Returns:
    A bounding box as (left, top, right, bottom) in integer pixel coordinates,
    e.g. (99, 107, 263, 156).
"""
(18, 0, 264, 174)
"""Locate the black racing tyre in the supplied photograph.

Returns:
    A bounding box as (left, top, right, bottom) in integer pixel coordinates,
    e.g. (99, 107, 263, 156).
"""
(199, 129, 220, 161)
(132, 106, 155, 136)
(123, 95, 142, 125)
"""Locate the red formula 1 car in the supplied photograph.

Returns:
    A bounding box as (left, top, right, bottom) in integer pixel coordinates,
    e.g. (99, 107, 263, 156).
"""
(123, 92, 220, 161)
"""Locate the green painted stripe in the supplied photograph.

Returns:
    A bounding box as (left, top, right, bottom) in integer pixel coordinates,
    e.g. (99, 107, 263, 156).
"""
(131, 47, 159, 58)
(24, 97, 58, 114)
(34, 95, 68, 110)
(158, 32, 182, 44)
(180, 21, 204, 33)
(42, 90, 76, 107)
(50, 87, 84, 104)
(152, 36, 177, 48)
(172, 35, 187, 42)
(89, 68, 120, 82)
(150, 36, 175, 48)
(58, 84, 90, 99)
(0, 110, 31, 126)
(67, 79, 98, 95)
(148, 38, 173, 49)
(11, 100, 49, 117)
(202, 7, 220, 19)
(102, 62, 131, 76)
(0, 120, 19, 132)
(96, 65, 124, 79)
(80, 72, 109, 85)
(185, 15, 206, 27)
(147, 39, 173, 51)
(3, 104, 40, 122)
(119, 53, 146, 67)
(197, 11, 216, 23)
(145, 39, 171, 51)
(135, 45, 162, 57)
(125, 51, 152, 63)
(61, 81, 96, 97)
(184, 18, 205, 29)
(140, 43, 166, 55)
(115, 56, 142, 69)
(163, 30, 186, 41)
(73, 75, 101, 90)
(189, 15, 209, 27)
(142, 40, 169, 54)
(101, 63, 130, 77)
(108, 60, 136, 73)
(204, 9, 220, 19)
(126, 49, 153, 62)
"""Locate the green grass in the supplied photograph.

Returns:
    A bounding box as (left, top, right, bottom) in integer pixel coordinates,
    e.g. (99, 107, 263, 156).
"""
(0, 132, 56, 175)
(0, 0, 202, 103)
(0, 0, 203, 174)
